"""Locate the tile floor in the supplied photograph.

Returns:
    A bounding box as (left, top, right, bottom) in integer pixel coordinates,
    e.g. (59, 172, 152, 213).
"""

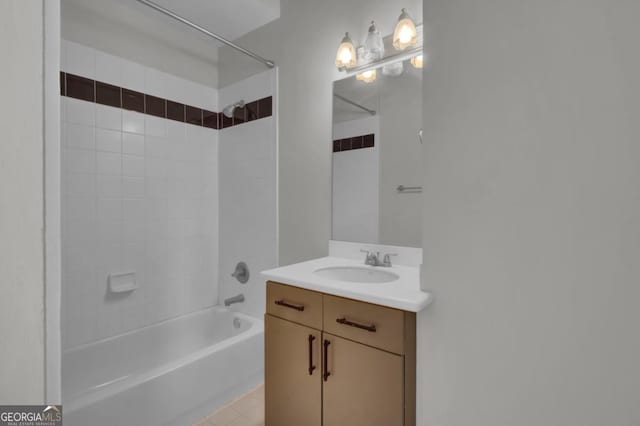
(192, 384, 265, 426)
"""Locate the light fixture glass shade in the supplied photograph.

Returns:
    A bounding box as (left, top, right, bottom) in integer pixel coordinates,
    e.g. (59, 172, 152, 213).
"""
(356, 69, 377, 83)
(410, 54, 424, 69)
(382, 61, 404, 77)
(393, 8, 418, 50)
(364, 21, 384, 61)
(335, 32, 357, 68)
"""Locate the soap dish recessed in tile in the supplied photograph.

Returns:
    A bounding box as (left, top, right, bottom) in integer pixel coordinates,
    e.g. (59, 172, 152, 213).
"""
(108, 272, 137, 293)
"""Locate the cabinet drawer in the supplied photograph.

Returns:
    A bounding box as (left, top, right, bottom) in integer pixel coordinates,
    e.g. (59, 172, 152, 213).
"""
(267, 281, 323, 330)
(323, 294, 405, 354)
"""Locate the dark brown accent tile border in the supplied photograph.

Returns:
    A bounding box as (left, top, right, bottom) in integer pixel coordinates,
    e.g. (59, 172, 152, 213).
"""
(186, 105, 203, 126)
(146, 95, 166, 118)
(96, 82, 121, 108)
(66, 74, 95, 102)
(203, 110, 219, 130)
(60, 71, 273, 130)
(333, 133, 375, 153)
(60, 72, 66, 96)
(221, 113, 233, 129)
(167, 100, 185, 122)
(122, 88, 145, 113)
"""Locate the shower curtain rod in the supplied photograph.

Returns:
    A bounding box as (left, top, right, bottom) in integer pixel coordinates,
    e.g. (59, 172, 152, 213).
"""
(334, 93, 377, 116)
(134, 0, 275, 69)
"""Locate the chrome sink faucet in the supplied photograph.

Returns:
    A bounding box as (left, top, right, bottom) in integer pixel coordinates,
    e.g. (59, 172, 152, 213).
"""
(360, 250, 397, 267)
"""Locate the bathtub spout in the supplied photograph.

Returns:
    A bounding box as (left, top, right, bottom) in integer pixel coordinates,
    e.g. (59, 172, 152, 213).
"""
(224, 294, 245, 306)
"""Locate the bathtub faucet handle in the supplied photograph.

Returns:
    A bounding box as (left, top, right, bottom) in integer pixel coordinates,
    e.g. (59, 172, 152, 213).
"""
(231, 262, 250, 284)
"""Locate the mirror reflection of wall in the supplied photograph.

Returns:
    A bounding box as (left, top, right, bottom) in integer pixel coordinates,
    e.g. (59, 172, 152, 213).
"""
(332, 60, 422, 248)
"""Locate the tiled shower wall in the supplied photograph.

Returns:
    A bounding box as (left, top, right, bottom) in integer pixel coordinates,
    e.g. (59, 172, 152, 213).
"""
(61, 41, 219, 349)
(218, 70, 278, 318)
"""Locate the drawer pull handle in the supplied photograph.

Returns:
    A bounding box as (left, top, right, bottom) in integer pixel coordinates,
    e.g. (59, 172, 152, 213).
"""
(323, 339, 331, 381)
(308, 335, 316, 375)
(274, 299, 305, 311)
(336, 317, 377, 333)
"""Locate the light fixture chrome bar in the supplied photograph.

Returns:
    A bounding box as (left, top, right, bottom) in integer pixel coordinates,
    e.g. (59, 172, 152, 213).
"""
(134, 0, 275, 69)
(340, 45, 423, 75)
(334, 94, 376, 116)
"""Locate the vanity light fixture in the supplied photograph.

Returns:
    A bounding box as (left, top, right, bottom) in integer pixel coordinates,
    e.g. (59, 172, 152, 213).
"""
(363, 21, 384, 61)
(335, 32, 357, 69)
(356, 69, 377, 83)
(393, 8, 418, 50)
(410, 54, 424, 69)
(382, 61, 404, 77)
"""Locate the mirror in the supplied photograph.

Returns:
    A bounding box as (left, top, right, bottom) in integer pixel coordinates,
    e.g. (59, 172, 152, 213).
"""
(332, 59, 422, 248)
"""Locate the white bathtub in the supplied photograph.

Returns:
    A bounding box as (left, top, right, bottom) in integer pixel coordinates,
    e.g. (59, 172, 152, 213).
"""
(62, 307, 264, 426)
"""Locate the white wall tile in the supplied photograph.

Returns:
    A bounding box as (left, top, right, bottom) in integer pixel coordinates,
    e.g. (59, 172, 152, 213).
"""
(97, 198, 123, 223)
(123, 133, 145, 156)
(60, 40, 68, 72)
(66, 197, 96, 221)
(65, 123, 95, 150)
(166, 121, 185, 142)
(145, 158, 169, 178)
(121, 59, 145, 91)
(95, 104, 122, 131)
(123, 111, 145, 135)
(65, 148, 95, 174)
(96, 152, 122, 175)
(66, 173, 95, 197)
(145, 177, 168, 198)
(96, 128, 122, 153)
(61, 46, 221, 349)
(65, 214, 96, 244)
(65, 97, 94, 126)
(96, 175, 122, 198)
(123, 155, 145, 177)
(144, 68, 166, 99)
(122, 177, 145, 199)
(145, 136, 168, 158)
(145, 115, 166, 137)
(96, 221, 122, 243)
(65, 41, 95, 79)
(123, 199, 145, 223)
(95, 51, 122, 86)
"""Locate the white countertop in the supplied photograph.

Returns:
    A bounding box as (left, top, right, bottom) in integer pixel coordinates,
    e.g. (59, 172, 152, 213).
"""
(261, 256, 433, 312)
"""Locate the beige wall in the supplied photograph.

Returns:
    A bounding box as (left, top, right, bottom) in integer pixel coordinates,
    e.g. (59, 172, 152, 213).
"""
(420, 0, 640, 424)
(219, 0, 421, 265)
(0, 0, 46, 404)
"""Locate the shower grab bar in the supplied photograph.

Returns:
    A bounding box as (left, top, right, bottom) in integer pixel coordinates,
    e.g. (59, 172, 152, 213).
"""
(397, 185, 423, 193)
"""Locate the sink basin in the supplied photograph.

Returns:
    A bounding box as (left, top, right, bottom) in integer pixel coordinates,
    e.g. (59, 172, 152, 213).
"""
(313, 266, 399, 283)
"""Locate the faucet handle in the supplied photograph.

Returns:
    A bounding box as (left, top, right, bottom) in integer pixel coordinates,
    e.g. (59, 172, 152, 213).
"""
(361, 249, 377, 265)
(382, 253, 398, 267)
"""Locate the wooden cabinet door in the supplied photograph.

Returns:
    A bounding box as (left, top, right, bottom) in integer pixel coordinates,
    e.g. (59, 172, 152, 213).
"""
(265, 314, 321, 426)
(322, 333, 404, 426)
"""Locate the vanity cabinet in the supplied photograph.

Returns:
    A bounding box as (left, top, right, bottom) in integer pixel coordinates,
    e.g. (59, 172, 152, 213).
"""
(265, 281, 416, 426)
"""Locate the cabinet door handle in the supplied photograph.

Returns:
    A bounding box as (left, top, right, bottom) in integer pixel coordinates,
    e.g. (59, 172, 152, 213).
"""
(323, 339, 331, 381)
(274, 299, 305, 311)
(336, 317, 377, 333)
(308, 335, 316, 375)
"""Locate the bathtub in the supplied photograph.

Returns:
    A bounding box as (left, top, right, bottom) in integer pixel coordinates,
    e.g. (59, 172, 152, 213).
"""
(62, 307, 264, 426)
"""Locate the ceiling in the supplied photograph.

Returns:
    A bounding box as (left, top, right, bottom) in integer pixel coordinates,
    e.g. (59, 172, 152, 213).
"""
(145, 0, 280, 42)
